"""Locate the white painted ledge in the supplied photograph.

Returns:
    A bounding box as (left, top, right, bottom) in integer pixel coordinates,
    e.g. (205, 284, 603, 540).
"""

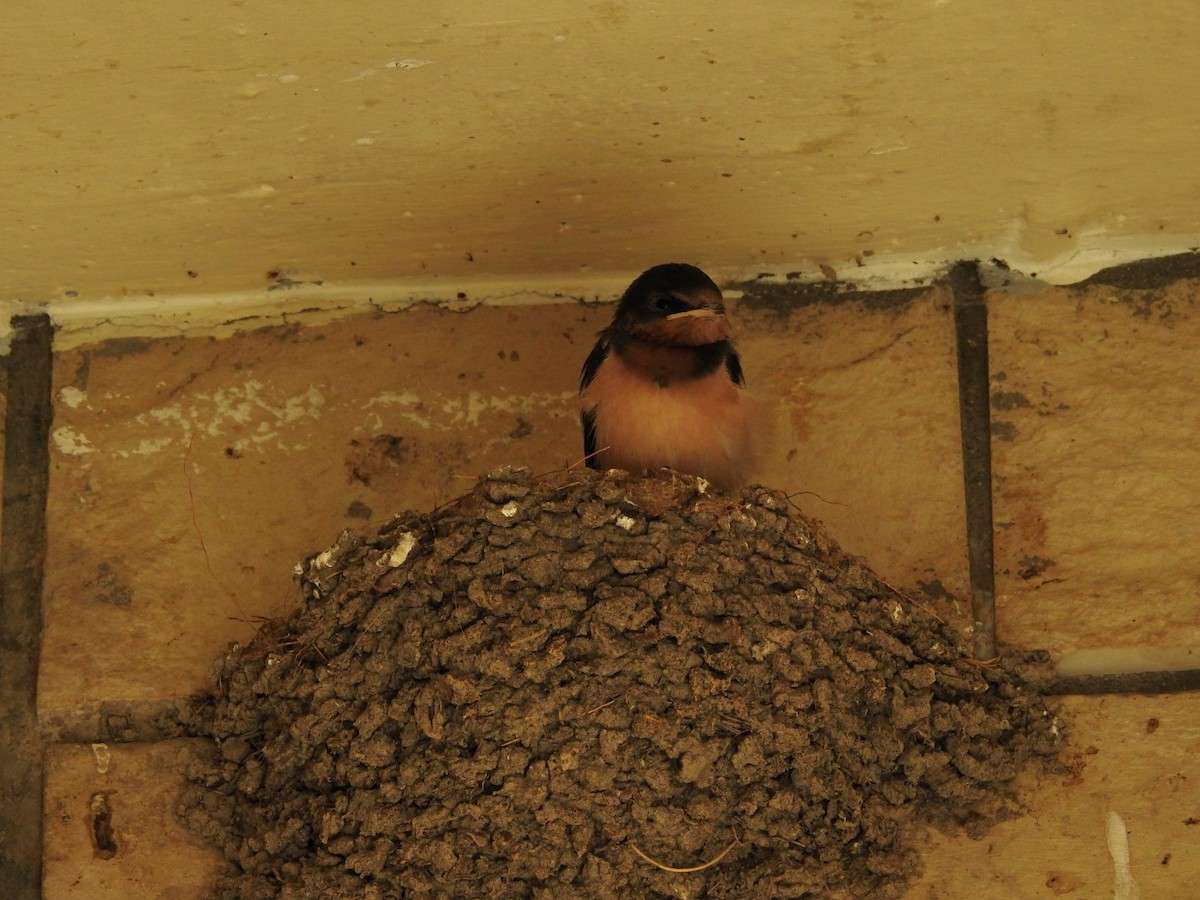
(4, 235, 1197, 351)
(1056, 647, 1200, 677)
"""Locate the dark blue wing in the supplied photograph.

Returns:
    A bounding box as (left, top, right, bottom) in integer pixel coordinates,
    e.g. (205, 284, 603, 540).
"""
(581, 407, 599, 467)
(580, 337, 609, 467)
(579, 337, 609, 392)
(725, 347, 745, 387)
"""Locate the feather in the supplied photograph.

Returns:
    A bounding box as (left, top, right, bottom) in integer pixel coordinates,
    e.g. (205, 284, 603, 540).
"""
(579, 337, 609, 392)
(580, 338, 609, 467)
(581, 406, 599, 468)
(725, 349, 745, 387)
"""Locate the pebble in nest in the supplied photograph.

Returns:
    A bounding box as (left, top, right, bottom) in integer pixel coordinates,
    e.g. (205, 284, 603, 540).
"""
(179, 465, 1064, 900)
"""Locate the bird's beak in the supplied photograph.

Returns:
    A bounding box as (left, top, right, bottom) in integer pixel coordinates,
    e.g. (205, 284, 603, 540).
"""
(665, 304, 726, 320)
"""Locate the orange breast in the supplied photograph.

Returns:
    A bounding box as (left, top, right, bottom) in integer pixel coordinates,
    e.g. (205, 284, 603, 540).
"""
(581, 354, 756, 492)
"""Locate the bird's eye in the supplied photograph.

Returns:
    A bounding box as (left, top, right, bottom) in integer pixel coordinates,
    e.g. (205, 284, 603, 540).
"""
(653, 296, 672, 311)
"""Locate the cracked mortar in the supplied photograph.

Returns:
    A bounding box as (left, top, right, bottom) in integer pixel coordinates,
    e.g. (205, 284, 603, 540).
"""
(179, 467, 1063, 899)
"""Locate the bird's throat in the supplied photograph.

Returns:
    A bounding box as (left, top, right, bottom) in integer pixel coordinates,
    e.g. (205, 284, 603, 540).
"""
(615, 337, 727, 385)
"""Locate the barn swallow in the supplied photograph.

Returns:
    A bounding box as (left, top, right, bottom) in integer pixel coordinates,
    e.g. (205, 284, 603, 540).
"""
(579, 263, 756, 492)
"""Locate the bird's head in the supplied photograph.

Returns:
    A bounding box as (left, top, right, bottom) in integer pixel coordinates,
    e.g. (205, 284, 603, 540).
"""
(612, 263, 729, 347)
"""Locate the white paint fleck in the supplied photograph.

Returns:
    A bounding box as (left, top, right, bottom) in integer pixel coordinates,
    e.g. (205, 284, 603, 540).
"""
(695, 476, 710, 494)
(135, 381, 325, 453)
(500, 501, 519, 518)
(367, 387, 422, 410)
(615, 514, 636, 531)
(379, 532, 417, 568)
(356, 137, 375, 146)
(91, 743, 111, 774)
(53, 426, 95, 456)
(365, 391, 432, 428)
(59, 386, 86, 409)
(114, 437, 174, 458)
(147, 404, 187, 431)
(313, 548, 336, 569)
(385, 59, 434, 70)
(361, 389, 574, 436)
(277, 74, 300, 84)
(1106, 810, 1141, 900)
(234, 184, 276, 199)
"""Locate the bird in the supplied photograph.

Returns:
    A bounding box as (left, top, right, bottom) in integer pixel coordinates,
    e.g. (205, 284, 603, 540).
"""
(579, 263, 757, 492)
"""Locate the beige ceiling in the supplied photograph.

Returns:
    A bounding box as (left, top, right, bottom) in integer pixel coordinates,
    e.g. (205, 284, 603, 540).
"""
(4, 0, 1199, 326)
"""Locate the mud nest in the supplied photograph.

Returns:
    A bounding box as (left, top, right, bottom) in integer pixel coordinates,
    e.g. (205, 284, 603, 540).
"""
(180, 467, 1063, 899)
